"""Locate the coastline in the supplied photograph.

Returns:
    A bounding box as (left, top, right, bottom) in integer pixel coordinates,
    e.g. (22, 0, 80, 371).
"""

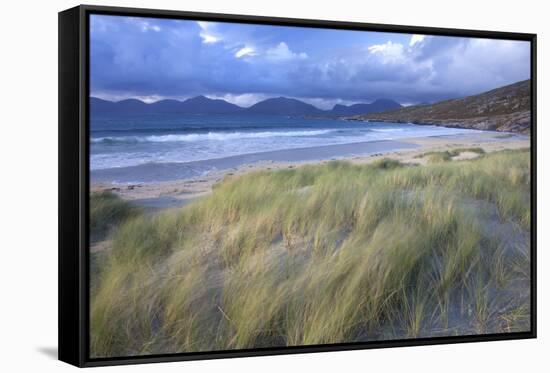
(348, 112, 531, 134)
(350, 80, 531, 134)
(91, 131, 529, 212)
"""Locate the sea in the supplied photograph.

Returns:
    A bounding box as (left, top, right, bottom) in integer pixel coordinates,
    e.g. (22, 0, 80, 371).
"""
(90, 113, 483, 183)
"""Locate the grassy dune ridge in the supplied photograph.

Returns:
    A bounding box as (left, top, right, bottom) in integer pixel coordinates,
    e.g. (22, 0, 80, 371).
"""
(90, 191, 140, 241)
(90, 149, 531, 357)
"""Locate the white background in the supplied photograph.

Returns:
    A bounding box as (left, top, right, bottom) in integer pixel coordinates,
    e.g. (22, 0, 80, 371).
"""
(0, 0, 547, 371)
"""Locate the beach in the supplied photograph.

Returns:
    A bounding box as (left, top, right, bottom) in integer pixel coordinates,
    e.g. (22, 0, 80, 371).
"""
(91, 131, 529, 212)
(90, 130, 531, 356)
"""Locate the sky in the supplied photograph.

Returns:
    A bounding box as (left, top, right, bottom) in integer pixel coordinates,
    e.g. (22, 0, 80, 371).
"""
(90, 14, 530, 109)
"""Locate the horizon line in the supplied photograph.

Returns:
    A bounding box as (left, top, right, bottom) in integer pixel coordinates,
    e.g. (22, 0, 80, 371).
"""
(89, 78, 530, 111)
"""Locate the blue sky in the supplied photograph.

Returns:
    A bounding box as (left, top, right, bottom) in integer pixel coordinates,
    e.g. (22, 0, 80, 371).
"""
(90, 15, 530, 108)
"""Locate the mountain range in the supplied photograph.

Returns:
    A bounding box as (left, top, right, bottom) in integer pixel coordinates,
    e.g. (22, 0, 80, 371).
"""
(90, 95, 402, 117)
(353, 80, 531, 134)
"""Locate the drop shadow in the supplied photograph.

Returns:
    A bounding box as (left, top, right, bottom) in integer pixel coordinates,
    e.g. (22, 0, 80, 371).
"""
(37, 346, 58, 360)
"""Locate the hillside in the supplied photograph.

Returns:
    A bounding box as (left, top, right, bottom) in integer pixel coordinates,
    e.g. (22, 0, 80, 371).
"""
(353, 80, 531, 134)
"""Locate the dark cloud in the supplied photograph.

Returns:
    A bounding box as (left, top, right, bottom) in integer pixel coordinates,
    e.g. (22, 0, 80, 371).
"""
(90, 15, 530, 106)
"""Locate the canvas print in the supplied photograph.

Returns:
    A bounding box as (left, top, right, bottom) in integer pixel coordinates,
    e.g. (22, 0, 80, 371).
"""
(89, 14, 532, 358)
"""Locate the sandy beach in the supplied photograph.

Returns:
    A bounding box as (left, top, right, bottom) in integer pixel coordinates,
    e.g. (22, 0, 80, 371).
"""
(91, 131, 529, 212)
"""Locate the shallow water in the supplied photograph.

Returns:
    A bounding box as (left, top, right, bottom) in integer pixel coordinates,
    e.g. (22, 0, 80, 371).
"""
(90, 113, 483, 183)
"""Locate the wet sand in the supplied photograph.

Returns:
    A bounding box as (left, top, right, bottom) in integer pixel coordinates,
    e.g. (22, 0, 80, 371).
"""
(91, 139, 419, 183)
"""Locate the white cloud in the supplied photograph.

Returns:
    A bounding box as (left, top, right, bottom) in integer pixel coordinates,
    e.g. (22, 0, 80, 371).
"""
(91, 92, 191, 103)
(209, 93, 272, 107)
(134, 94, 168, 103)
(197, 21, 211, 30)
(368, 41, 405, 63)
(197, 21, 220, 44)
(233, 42, 307, 61)
(299, 97, 360, 110)
(235, 46, 257, 58)
(200, 33, 219, 44)
(140, 21, 161, 32)
(266, 42, 308, 61)
(409, 34, 426, 46)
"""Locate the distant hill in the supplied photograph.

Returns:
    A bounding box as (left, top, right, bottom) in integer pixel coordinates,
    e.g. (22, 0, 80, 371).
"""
(90, 95, 402, 117)
(245, 97, 324, 116)
(178, 96, 243, 114)
(148, 99, 186, 113)
(90, 97, 149, 114)
(353, 80, 531, 134)
(329, 99, 401, 116)
(90, 95, 242, 115)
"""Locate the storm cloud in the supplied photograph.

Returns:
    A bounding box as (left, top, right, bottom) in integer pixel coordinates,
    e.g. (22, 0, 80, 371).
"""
(90, 15, 530, 108)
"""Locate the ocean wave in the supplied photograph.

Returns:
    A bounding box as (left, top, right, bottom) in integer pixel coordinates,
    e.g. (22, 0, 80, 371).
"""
(370, 128, 407, 133)
(90, 124, 278, 134)
(91, 129, 335, 144)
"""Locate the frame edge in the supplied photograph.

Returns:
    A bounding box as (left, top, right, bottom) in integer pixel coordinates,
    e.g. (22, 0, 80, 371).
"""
(58, 5, 85, 368)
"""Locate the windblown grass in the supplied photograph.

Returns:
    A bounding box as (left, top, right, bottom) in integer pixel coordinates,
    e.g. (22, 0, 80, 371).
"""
(90, 149, 531, 357)
(90, 191, 140, 241)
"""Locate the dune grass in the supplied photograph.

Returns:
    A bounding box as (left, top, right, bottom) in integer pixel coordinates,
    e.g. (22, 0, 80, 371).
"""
(90, 149, 531, 357)
(90, 190, 140, 241)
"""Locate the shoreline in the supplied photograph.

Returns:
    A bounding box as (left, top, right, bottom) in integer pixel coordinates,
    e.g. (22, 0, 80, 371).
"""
(91, 131, 529, 211)
(346, 113, 531, 135)
(91, 139, 419, 183)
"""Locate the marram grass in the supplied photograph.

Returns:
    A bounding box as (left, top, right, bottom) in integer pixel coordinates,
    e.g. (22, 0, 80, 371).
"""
(90, 149, 531, 357)
(90, 190, 140, 241)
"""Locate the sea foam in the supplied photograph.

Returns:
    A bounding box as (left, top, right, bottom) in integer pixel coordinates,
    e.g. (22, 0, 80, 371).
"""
(91, 129, 335, 144)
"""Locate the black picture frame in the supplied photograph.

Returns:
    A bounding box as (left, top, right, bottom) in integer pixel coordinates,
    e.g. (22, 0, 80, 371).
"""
(59, 4, 537, 367)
